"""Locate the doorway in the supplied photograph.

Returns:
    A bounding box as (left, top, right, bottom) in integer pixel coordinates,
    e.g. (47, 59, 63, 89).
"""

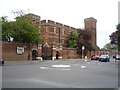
(56, 51, 60, 59)
(32, 50, 37, 60)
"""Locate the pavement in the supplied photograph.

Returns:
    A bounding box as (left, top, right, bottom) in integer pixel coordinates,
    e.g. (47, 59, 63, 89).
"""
(2, 59, 120, 65)
(3, 59, 84, 65)
(3, 60, 43, 65)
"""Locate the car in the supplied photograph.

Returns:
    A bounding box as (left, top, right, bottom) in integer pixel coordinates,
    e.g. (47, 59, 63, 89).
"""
(115, 55, 120, 61)
(99, 55, 110, 62)
(0, 59, 4, 65)
(113, 55, 116, 59)
(91, 55, 99, 60)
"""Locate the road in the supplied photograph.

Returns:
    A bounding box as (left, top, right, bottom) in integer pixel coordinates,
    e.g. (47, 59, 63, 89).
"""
(2, 59, 119, 88)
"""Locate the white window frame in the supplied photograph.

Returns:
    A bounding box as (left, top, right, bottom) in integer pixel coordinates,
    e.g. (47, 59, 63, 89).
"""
(62, 29, 65, 35)
(46, 27, 48, 32)
(62, 39, 64, 44)
(54, 38, 56, 43)
(54, 27, 56, 33)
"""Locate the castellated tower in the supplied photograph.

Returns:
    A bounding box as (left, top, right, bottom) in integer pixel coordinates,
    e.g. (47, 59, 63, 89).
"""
(84, 17, 97, 46)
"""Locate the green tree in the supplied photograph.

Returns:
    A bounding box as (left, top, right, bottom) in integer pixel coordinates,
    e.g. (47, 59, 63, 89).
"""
(117, 24, 120, 51)
(2, 10, 43, 60)
(2, 15, 42, 45)
(0, 17, 2, 40)
(68, 32, 79, 48)
(77, 30, 98, 55)
(102, 43, 118, 50)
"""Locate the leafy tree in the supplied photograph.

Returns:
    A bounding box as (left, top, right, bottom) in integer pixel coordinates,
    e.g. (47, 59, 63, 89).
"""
(117, 24, 120, 51)
(102, 43, 118, 50)
(0, 18, 2, 40)
(110, 24, 120, 51)
(77, 30, 97, 55)
(2, 10, 43, 60)
(2, 14, 42, 45)
(68, 32, 79, 48)
(68, 30, 99, 55)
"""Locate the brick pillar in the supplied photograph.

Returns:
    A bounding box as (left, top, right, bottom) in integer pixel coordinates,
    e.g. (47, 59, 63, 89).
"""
(36, 44, 42, 60)
(52, 44, 56, 60)
(58, 45, 62, 59)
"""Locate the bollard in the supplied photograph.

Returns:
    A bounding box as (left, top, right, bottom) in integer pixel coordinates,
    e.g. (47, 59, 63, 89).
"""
(85, 56, 88, 61)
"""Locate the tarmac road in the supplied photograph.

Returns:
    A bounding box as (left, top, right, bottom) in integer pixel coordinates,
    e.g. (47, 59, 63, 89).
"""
(2, 59, 119, 88)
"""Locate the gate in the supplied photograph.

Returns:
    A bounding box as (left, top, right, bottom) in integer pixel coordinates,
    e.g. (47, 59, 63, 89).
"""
(42, 43, 52, 60)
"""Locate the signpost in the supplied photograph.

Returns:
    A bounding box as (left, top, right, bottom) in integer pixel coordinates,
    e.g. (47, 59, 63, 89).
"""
(82, 46, 85, 59)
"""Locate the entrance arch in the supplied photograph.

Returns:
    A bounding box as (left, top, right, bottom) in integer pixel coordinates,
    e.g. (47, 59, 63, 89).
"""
(56, 51, 60, 59)
(42, 43, 52, 60)
(32, 50, 37, 60)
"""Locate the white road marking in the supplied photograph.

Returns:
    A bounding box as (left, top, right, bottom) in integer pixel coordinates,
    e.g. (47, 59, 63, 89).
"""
(57, 69, 70, 70)
(52, 65, 71, 68)
(40, 67, 48, 69)
(81, 66, 86, 69)
(87, 62, 91, 64)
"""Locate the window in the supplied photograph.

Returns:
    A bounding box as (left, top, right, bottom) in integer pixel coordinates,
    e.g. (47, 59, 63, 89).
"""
(46, 27, 48, 32)
(62, 29, 65, 35)
(62, 39, 64, 44)
(54, 38, 56, 43)
(32, 16, 35, 20)
(54, 27, 56, 33)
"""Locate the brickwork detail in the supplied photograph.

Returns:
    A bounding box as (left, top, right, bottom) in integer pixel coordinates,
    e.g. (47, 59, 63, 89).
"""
(2, 14, 98, 60)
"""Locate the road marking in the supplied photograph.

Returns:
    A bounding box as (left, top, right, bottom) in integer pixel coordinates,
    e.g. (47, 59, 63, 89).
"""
(87, 62, 91, 64)
(52, 65, 71, 68)
(57, 69, 71, 70)
(81, 66, 86, 69)
(40, 67, 48, 69)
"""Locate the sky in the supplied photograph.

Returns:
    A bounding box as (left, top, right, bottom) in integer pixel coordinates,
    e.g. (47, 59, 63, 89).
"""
(0, 0, 119, 48)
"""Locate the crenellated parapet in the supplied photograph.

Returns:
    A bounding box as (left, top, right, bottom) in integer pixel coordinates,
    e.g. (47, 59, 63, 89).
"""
(40, 19, 78, 32)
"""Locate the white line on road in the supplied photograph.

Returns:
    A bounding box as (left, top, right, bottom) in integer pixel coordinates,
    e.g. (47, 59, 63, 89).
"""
(40, 67, 49, 69)
(57, 69, 71, 70)
(81, 66, 86, 69)
(52, 65, 71, 68)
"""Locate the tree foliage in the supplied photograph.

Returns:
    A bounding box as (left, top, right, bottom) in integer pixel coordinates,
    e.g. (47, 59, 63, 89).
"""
(101, 43, 118, 50)
(117, 24, 120, 51)
(110, 24, 120, 51)
(77, 30, 98, 55)
(68, 32, 79, 48)
(2, 13, 42, 45)
(68, 30, 99, 55)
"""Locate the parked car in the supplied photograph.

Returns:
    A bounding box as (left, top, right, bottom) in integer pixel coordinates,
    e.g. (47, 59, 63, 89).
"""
(115, 55, 120, 61)
(99, 55, 110, 62)
(0, 59, 4, 65)
(113, 55, 116, 59)
(91, 55, 99, 60)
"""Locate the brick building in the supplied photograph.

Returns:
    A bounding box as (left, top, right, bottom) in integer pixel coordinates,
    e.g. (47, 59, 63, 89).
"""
(84, 17, 97, 46)
(24, 13, 97, 60)
(2, 13, 97, 60)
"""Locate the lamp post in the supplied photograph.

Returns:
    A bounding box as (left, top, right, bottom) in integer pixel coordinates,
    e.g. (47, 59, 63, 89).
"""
(82, 46, 85, 59)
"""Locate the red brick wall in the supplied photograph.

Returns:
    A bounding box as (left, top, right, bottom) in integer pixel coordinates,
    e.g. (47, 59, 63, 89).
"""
(2, 42, 33, 61)
(86, 50, 120, 58)
(62, 48, 80, 59)
(3, 42, 119, 61)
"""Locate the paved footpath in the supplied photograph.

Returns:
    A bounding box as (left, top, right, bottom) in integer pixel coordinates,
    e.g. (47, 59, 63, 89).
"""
(3, 59, 83, 65)
(4, 60, 42, 65)
(3, 59, 120, 65)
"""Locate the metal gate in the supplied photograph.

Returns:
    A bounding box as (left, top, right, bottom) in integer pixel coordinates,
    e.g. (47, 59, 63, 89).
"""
(42, 43, 52, 60)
